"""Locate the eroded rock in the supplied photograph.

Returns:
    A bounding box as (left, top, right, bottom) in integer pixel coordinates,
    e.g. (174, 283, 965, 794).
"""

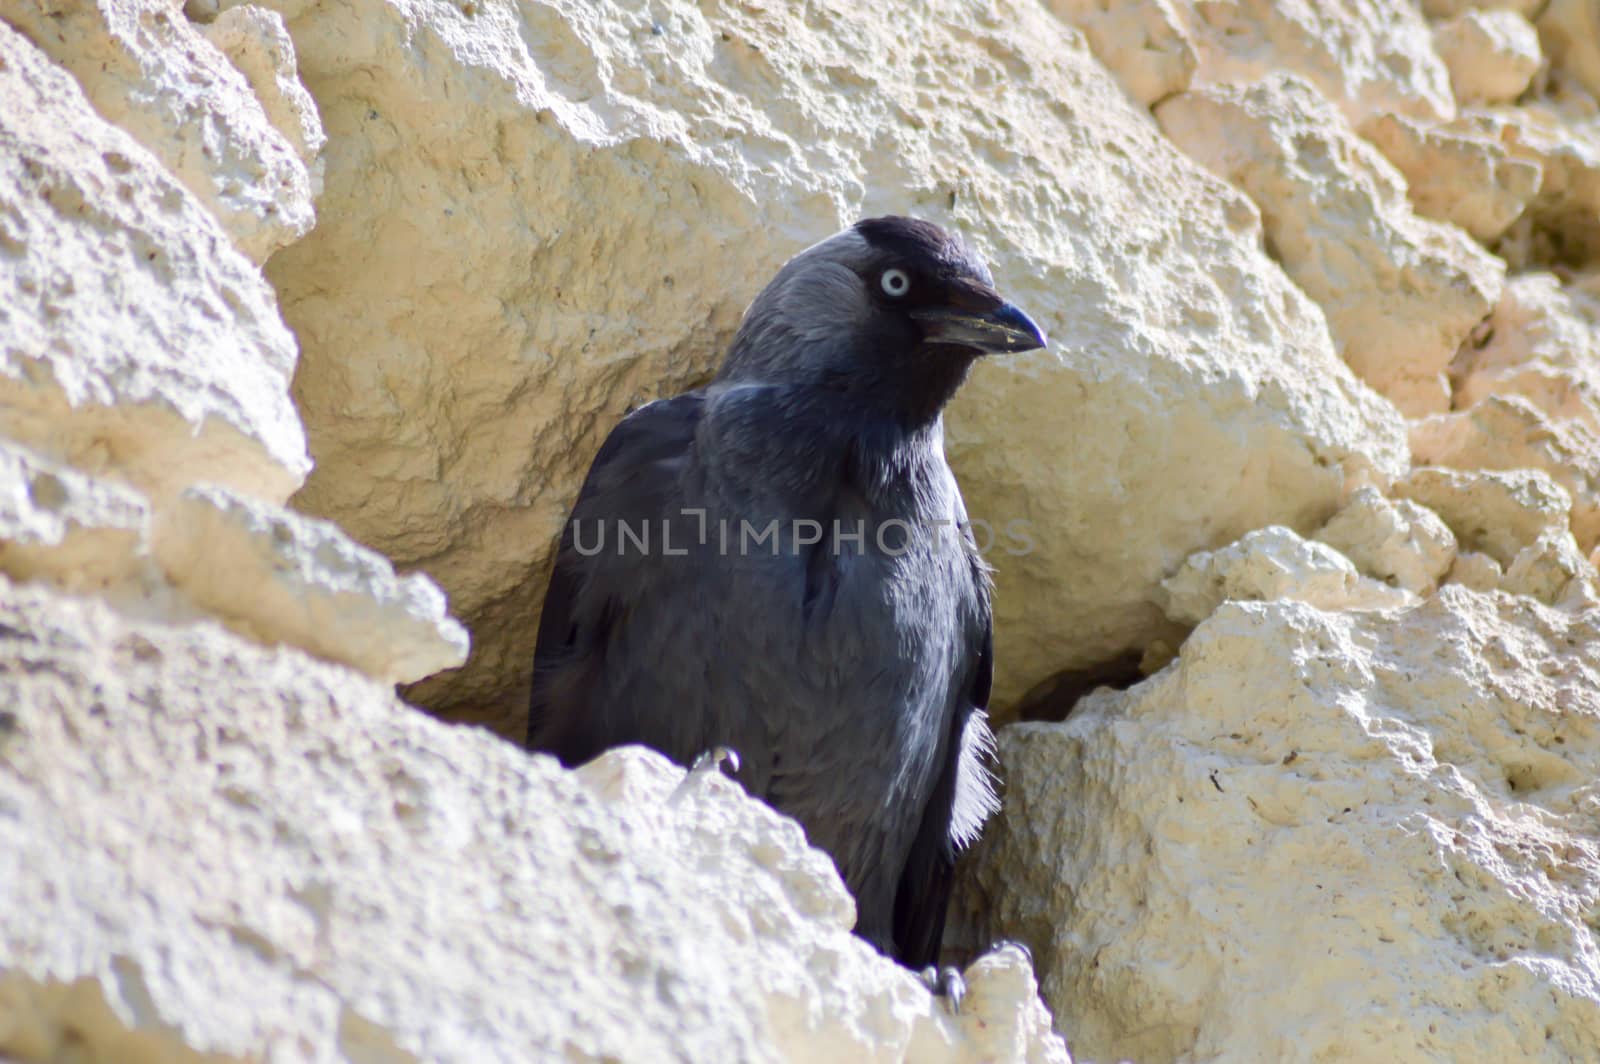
(0, 579, 1067, 1063)
(1157, 74, 1504, 415)
(1434, 9, 1542, 106)
(959, 588, 1600, 1063)
(0, 0, 318, 263)
(0, 20, 309, 505)
(1313, 485, 1457, 594)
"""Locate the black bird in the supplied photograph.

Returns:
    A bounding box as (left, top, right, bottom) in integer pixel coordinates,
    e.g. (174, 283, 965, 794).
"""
(527, 216, 1046, 969)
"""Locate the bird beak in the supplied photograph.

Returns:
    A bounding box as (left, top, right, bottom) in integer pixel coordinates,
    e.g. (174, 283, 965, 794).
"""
(910, 301, 1048, 355)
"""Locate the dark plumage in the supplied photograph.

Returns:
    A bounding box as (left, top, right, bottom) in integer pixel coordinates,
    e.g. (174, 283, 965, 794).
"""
(527, 216, 1046, 968)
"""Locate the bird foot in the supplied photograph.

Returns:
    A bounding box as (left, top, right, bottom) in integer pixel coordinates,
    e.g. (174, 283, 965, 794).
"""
(918, 965, 966, 1014)
(669, 746, 741, 805)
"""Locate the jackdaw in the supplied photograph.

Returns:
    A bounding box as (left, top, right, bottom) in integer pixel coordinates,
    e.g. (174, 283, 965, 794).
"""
(527, 216, 1046, 970)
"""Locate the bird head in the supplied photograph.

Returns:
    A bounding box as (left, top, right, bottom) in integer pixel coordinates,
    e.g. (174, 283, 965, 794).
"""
(719, 216, 1047, 427)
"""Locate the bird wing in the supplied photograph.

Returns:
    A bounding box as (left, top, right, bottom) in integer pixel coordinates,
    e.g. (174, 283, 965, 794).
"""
(891, 559, 1000, 970)
(525, 391, 707, 757)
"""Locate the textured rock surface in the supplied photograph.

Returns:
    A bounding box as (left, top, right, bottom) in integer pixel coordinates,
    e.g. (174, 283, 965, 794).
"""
(0, 580, 1067, 1063)
(264, 0, 1406, 728)
(1434, 9, 1542, 105)
(1314, 485, 1457, 594)
(154, 485, 470, 684)
(201, 4, 325, 185)
(1538, 0, 1600, 100)
(0, 19, 309, 505)
(960, 588, 1600, 1063)
(0, 439, 149, 595)
(1361, 111, 1542, 242)
(1493, 90, 1600, 268)
(1157, 524, 1409, 627)
(1173, 0, 1455, 124)
(0, 0, 317, 263)
(1411, 395, 1600, 548)
(1045, 0, 1196, 105)
(1455, 272, 1600, 432)
(1396, 466, 1573, 570)
(1157, 74, 1504, 415)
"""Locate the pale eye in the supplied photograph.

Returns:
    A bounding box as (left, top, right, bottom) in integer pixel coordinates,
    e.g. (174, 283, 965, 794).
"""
(879, 268, 911, 298)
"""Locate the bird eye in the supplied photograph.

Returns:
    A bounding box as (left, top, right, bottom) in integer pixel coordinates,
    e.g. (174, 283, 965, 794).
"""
(879, 268, 911, 298)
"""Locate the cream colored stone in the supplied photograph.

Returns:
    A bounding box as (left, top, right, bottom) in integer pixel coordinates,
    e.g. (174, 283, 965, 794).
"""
(1157, 525, 1410, 627)
(1434, 10, 1543, 105)
(958, 588, 1600, 1063)
(0, 21, 309, 505)
(1538, 0, 1600, 101)
(1502, 529, 1599, 606)
(1454, 272, 1600, 433)
(1360, 111, 1542, 242)
(1313, 486, 1457, 594)
(1490, 90, 1600, 268)
(202, 4, 324, 189)
(1396, 466, 1573, 569)
(1044, 0, 1196, 106)
(1410, 395, 1600, 548)
(1173, 0, 1455, 125)
(0, 0, 316, 264)
(153, 485, 469, 685)
(1449, 548, 1505, 590)
(1422, 0, 1544, 15)
(0, 439, 148, 595)
(258, 0, 1406, 731)
(1157, 75, 1505, 415)
(0, 580, 1066, 1063)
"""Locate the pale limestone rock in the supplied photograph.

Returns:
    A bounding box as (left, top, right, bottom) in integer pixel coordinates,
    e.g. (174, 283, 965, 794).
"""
(0, 439, 148, 595)
(1410, 395, 1600, 548)
(0, 580, 1067, 1064)
(1313, 486, 1457, 594)
(1449, 548, 1505, 590)
(959, 588, 1600, 1063)
(1434, 10, 1543, 105)
(0, 0, 316, 264)
(1158, 525, 1411, 627)
(1396, 466, 1574, 569)
(1454, 272, 1600, 433)
(1360, 111, 1542, 242)
(153, 485, 469, 685)
(1172, 0, 1455, 125)
(1044, 0, 1196, 106)
(1537, 0, 1600, 100)
(1502, 529, 1599, 606)
(1422, 0, 1544, 15)
(258, 0, 1406, 730)
(0, 21, 309, 505)
(1491, 90, 1600, 267)
(201, 4, 325, 189)
(1157, 75, 1505, 415)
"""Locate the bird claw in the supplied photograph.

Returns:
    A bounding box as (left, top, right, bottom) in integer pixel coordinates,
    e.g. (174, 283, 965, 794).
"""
(669, 746, 741, 805)
(689, 745, 741, 778)
(918, 965, 966, 1014)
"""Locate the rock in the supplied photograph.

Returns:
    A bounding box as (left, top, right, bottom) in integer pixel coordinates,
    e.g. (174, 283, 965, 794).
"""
(1171, 0, 1455, 125)
(1156, 75, 1505, 416)
(0, 0, 317, 264)
(1313, 486, 1457, 594)
(1434, 10, 1543, 105)
(958, 587, 1600, 1063)
(0, 439, 148, 595)
(1453, 272, 1600, 434)
(1537, 0, 1600, 101)
(1360, 111, 1542, 242)
(1449, 548, 1505, 591)
(0, 20, 309, 506)
(1410, 395, 1600, 549)
(1396, 466, 1573, 569)
(258, 0, 1406, 730)
(1157, 525, 1410, 627)
(1422, 0, 1544, 16)
(1502, 529, 1599, 606)
(0, 580, 1067, 1063)
(201, 4, 325, 187)
(1490, 89, 1600, 268)
(1044, 0, 1196, 106)
(153, 485, 469, 685)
